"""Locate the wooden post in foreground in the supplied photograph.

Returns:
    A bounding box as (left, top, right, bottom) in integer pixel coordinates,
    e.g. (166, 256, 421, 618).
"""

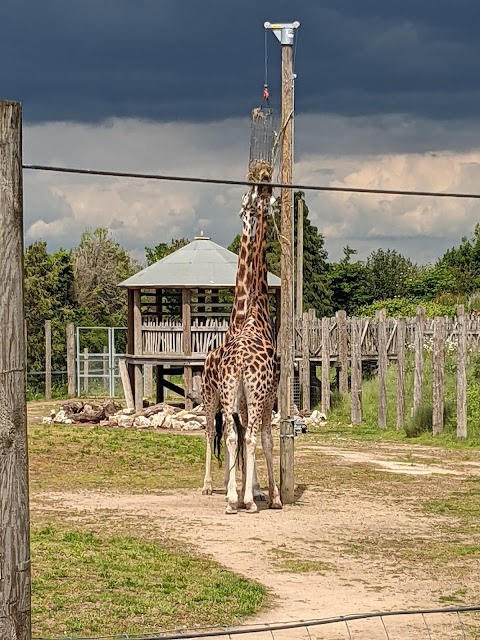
(321, 317, 331, 414)
(45, 320, 52, 400)
(456, 305, 467, 439)
(66, 323, 76, 397)
(0, 99, 32, 639)
(377, 310, 387, 429)
(396, 318, 406, 429)
(350, 318, 362, 424)
(336, 310, 348, 395)
(432, 317, 446, 435)
(413, 305, 425, 414)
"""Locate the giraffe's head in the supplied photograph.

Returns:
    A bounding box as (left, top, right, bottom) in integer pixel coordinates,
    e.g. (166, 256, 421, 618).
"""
(239, 187, 260, 241)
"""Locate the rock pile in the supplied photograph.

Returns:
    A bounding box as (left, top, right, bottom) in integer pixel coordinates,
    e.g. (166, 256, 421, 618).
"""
(43, 399, 207, 431)
(43, 401, 327, 432)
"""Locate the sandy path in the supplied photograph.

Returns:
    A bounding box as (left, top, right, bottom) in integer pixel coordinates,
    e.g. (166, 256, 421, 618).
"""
(32, 486, 466, 632)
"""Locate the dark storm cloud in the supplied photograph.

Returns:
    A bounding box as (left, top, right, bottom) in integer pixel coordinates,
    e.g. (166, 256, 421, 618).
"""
(3, 0, 480, 123)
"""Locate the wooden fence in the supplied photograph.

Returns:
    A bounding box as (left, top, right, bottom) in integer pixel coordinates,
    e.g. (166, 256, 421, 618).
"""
(303, 305, 470, 439)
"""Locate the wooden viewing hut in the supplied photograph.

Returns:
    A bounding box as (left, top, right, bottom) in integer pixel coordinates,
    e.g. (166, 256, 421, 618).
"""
(119, 233, 281, 411)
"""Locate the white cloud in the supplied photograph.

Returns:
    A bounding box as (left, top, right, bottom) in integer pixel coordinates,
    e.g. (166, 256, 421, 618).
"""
(23, 114, 480, 264)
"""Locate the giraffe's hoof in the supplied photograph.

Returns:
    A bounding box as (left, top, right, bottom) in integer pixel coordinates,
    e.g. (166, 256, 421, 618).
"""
(245, 502, 258, 514)
(225, 504, 238, 515)
(202, 488, 213, 496)
(268, 500, 283, 510)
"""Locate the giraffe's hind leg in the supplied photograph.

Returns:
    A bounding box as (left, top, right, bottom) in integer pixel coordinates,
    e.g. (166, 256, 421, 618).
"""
(201, 392, 218, 495)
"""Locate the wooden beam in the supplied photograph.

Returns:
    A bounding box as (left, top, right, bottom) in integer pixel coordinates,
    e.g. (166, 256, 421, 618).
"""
(133, 289, 143, 412)
(156, 365, 165, 403)
(296, 197, 304, 317)
(456, 304, 467, 439)
(0, 99, 31, 640)
(119, 360, 134, 410)
(182, 289, 193, 410)
(127, 289, 135, 394)
(162, 377, 186, 397)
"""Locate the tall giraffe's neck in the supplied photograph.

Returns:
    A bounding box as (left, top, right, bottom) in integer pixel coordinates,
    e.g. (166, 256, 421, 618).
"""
(225, 217, 254, 341)
(247, 184, 274, 335)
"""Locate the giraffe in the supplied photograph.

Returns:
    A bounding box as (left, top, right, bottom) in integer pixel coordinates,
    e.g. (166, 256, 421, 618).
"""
(219, 169, 282, 514)
(201, 192, 263, 497)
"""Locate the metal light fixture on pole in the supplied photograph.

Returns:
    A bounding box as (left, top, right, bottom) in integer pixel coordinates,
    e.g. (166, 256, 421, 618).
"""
(264, 20, 300, 505)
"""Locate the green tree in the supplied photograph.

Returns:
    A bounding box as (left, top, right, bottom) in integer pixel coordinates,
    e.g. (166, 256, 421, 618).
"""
(73, 228, 140, 326)
(329, 246, 370, 315)
(364, 248, 419, 301)
(145, 237, 189, 266)
(24, 242, 86, 374)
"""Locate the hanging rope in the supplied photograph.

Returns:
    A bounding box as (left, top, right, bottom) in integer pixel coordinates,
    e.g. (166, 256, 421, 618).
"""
(263, 30, 270, 105)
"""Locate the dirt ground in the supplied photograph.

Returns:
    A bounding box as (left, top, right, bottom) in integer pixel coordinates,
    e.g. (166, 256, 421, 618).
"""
(31, 433, 480, 639)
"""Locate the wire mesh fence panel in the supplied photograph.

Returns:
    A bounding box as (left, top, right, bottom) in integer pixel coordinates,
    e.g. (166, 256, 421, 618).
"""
(33, 606, 480, 640)
(76, 327, 127, 397)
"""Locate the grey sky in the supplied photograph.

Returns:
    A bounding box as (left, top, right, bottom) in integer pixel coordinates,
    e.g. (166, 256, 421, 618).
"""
(5, 1, 480, 264)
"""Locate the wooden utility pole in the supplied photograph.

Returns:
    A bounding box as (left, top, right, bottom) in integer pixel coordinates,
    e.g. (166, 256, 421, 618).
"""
(296, 197, 304, 317)
(265, 21, 300, 505)
(0, 100, 32, 639)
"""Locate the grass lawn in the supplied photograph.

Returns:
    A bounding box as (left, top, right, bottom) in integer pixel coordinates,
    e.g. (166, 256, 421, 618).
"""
(31, 525, 266, 638)
(29, 423, 223, 492)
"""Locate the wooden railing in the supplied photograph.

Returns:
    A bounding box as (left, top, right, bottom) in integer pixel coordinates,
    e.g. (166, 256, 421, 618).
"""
(142, 318, 228, 355)
(295, 310, 480, 359)
(140, 309, 480, 359)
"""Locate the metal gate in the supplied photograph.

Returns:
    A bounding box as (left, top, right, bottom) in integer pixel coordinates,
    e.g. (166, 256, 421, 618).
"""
(76, 326, 127, 397)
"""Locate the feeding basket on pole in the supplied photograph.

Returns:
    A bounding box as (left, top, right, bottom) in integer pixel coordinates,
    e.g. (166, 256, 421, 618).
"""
(248, 106, 277, 181)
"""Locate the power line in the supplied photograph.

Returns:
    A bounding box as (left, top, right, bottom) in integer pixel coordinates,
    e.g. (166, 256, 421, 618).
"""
(22, 163, 480, 200)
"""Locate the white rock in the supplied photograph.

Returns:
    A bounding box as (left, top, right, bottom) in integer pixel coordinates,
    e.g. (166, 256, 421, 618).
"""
(53, 409, 69, 424)
(108, 416, 119, 426)
(117, 415, 134, 428)
(42, 417, 53, 424)
(162, 414, 173, 429)
(182, 420, 202, 431)
(151, 413, 166, 428)
(134, 416, 151, 428)
(171, 419, 185, 430)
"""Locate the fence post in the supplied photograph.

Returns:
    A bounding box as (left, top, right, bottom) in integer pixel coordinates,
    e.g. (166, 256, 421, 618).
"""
(0, 99, 32, 640)
(396, 318, 406, 430)
(303, 310, 315, 410)
(102, 346, 109, 392)
(336, 310, 348, 395)
(456, 305, 467, 439)
(45, 320, 52, 400)
(377, 309, 387, 429)
(350, 317, 362, 424)
(321, 317, 331, 414)
(432, 317, 446, 434)
(66, 323, 76, 397)
(413, 305, 425, 414)
(83, 347, 89, 395)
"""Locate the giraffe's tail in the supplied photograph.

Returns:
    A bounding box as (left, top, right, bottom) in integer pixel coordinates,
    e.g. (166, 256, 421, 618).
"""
(232, 412, 245, 469)
(213, 410, 223, 465)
